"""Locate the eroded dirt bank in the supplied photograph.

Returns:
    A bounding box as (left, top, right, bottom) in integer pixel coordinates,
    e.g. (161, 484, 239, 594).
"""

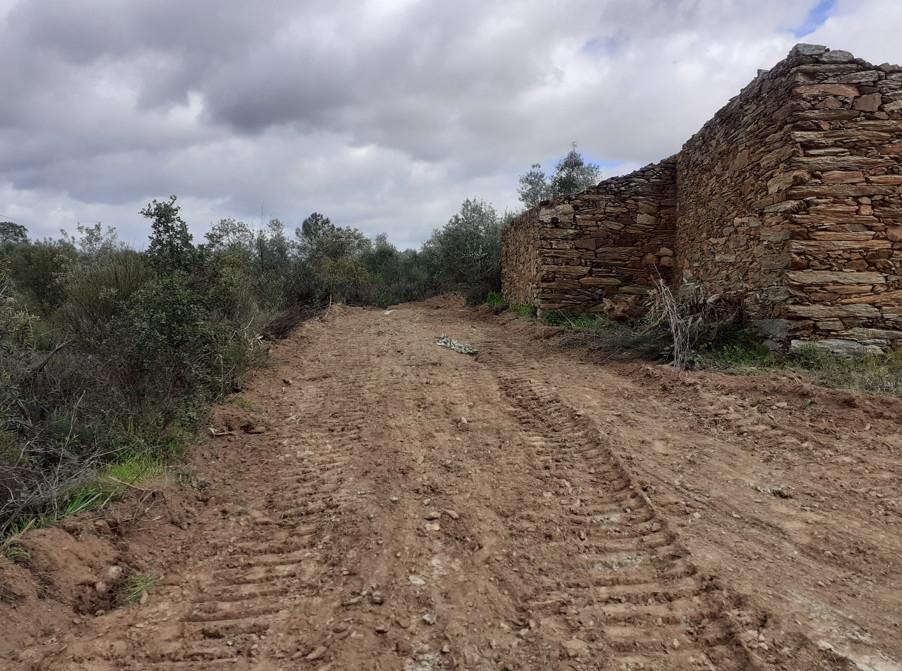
(2, 299, 900, 670)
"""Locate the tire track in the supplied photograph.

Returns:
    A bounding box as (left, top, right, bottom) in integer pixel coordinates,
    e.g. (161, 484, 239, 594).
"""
(56, 348, 376, 670)
(495, 371, 755, 670)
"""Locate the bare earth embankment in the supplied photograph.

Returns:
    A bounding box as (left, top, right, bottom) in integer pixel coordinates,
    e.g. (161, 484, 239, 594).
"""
(2, 299, 900, 670)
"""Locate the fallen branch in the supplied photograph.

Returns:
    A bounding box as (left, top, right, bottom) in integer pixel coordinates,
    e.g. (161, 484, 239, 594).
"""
(25, 340, 72, 379)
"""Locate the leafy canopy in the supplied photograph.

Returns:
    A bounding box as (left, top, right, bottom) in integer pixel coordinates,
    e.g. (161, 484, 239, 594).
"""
(518, 143, 601, 209)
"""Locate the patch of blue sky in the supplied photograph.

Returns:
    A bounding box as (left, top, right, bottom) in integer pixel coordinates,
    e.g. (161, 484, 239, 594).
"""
(792, 0, 835, 37)
(582, 32, 627, 58)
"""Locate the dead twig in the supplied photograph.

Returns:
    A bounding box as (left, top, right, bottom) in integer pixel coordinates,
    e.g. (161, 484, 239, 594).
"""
(25, 340, 72, 379)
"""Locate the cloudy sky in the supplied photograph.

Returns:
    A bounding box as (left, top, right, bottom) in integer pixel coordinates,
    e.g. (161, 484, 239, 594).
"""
(2, 0, 901, 249)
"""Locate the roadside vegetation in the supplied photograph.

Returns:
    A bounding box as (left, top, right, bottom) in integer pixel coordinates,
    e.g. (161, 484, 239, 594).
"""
(0, 195, 504, 538)
(489, 287, 902, 398)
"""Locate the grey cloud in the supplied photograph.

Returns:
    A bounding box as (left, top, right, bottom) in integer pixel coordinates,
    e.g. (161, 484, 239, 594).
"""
(1, 0, 901, 247)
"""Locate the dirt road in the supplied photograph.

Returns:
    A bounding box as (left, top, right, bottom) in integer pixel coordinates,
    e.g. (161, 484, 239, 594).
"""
(4, 300, 902, 670)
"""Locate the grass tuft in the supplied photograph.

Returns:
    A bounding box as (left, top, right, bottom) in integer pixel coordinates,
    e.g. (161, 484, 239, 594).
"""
(120, 573, 156, 605)
(228, 395, 256, 412)
(485, 291, 508, 312)
(510, 303, 537, 318)
(702, 342, 902, 397)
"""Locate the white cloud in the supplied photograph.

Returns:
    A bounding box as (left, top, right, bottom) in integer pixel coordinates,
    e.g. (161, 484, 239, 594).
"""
(1, 0, 900, 248)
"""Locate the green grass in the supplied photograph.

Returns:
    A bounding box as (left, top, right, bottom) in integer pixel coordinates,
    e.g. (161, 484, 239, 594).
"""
(510, 303, 537, 318)
(120, 573, 156, 605)
(0, 450, 171, 543)
(102, 451, 163, 485)
(702, 342, 902, 397)
(485, 291, 507, 310)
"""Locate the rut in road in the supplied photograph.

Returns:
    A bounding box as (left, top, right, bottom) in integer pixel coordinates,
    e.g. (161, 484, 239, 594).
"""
(47, 348, 379, 670)
(494, 371, 754, 669)
(152, 354, 383, 669)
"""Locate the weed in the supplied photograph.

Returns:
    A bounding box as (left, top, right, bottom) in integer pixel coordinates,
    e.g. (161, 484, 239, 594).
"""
(485, 292, 508, 313)
(702, 341, 902, 397)
(0, 449, 164, 542)
(120, 573, 156, 605)
(0, 518, 33, 563)
(61, 486, 112, 518)
(510, 304, 537, 318)
(102, 452, 162, 487)
(0, 582, 22, 603)
(228, 395, 256, 412)
(2, 542, 30, 564)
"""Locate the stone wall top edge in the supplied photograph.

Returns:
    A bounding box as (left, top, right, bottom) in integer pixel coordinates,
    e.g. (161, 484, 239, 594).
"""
(681, 44, 901, 153)
(505, 43, 901, 235)
(505, 155, 678, 229)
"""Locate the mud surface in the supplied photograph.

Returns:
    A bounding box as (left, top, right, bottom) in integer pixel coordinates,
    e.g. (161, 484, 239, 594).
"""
(2, 299, 900, 670)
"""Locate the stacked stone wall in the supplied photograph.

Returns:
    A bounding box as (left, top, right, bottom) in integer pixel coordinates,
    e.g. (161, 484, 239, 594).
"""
(501, 206, 541, 306)
(773, 46, 902, 351)
(501, 159, 676, 315)
(501, 44, 902, 351)
(675, 56, 800, 319)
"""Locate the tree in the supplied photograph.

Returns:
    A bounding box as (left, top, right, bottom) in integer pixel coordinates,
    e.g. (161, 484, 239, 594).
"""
(142, 196, 196, 273)
(255, 219, 292, 275)
(517, 164, 551, 210)
(205, 218, 255, 252)
(60, 222, 120, 256)
(517, 143, 601, 209)
(0, 221, 28, 245)
(423, 198, 501, 301)
(295, 212, 370, 264)
(551, 144, 601, 197)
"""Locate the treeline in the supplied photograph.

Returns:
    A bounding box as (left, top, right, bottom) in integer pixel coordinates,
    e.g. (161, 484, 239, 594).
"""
(0, 196, 502, 533)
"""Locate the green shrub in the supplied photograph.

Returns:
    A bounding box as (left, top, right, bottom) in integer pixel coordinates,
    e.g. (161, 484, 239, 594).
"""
(485, 292, 507, 308)
(422, 199, 501, 303)
(511, 304, 537, 318)
(1, 240, 78, 316)
(57, 250, 151, 344)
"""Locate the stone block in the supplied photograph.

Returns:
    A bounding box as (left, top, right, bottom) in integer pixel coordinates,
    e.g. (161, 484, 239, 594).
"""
(820, 50, 854, 63)
(785, 271, 886, 285)
(578, 276, 621, 286)
(794, 83, 859, 97)
(785, 304, 880, 319)
(790, 240, 891, 253)
(538, 204, 575, 223)
(791, 338, 884, 354)
(844, 327, 902, 340)
(853, 93, 882, 111)
(792, 44, 828, 57)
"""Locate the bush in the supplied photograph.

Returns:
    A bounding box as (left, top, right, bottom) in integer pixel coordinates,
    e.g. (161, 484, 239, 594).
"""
(0, 240, 78, 316)
(57, 250, 151, 344)
(643, 282, 741, 369)
(485, 292, 508, 313)
(422, 199, 501, 303)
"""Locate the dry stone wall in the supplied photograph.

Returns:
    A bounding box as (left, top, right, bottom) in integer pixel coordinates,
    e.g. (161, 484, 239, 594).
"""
(675, 56, 800, 320)
(502, 44, 902, 351)
(501, 205, 541, 306)
(502, 159, 676, 317)
(775, 46, 902, 352)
